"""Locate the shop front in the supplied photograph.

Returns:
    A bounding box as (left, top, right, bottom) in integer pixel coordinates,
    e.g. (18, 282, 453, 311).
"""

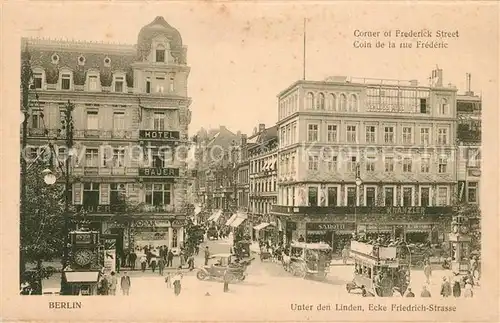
(305, 222, 356, 253)
(129, 218, 185, 254)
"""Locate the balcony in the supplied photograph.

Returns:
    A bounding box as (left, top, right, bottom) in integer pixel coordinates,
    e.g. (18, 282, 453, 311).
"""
(271, 205, 453, 221)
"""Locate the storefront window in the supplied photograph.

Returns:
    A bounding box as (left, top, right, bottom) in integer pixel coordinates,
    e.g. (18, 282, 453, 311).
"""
(327, 187, 337, 206)
(347, 187, 356, 206)
(145, 183, 172, 206)
(308, 187, 318, 206)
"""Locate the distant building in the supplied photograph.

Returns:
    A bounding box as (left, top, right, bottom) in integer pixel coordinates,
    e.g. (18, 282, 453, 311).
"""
(271, 69, 457, 251)
(22, 16, 192, 257)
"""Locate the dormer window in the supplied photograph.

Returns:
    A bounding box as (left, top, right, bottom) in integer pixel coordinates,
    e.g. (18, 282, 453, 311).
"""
(86, 70, 100, 92)
(31, 68, 45, 90)
(112, 73, 126, 93)
(156, 44, 166, 63)
(59, 70, 73, 90)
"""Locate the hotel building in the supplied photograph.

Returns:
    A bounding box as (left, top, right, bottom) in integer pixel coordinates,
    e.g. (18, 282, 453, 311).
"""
(271, 70, 456, 252)
(22, 16, 192, 257)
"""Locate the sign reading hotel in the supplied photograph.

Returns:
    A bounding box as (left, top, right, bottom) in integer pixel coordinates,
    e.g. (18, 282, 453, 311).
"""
(139, 167, 179, 177)
(139, 130, 180, 140)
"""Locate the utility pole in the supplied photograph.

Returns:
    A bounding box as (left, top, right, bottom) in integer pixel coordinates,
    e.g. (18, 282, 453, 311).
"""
(20, 42, 31, 280)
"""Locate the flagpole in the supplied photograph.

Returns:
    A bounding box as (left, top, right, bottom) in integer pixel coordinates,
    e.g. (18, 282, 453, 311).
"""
(303, 18, 307, 81)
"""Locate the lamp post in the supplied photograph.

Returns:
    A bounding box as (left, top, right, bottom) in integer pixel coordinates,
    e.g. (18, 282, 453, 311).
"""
(354, 163, 362, 234)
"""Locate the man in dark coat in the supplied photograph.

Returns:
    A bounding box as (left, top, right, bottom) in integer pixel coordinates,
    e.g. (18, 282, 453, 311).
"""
(167, 250, 174, 267)
(204, 246, 210, 265)
(120, 272, 131, 296)
(129, 251, 137, 270)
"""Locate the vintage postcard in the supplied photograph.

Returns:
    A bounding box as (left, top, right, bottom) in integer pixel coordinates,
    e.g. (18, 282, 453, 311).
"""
(0, 1, 498, 322)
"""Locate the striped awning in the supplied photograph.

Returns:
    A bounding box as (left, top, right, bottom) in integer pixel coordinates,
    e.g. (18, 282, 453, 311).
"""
(208, 209, 223, 222)
(253, 222, 271, 231)
(229, 212, 248, 228)
(225, 213, 238, 226)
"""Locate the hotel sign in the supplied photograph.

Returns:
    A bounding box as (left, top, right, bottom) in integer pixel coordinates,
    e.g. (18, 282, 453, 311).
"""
(139, 130, 180, 140)
(139, 168, 179, 177)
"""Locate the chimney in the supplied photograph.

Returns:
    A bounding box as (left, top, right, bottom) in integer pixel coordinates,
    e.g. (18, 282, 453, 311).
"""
(465, 73, 474, 96)
(436, 69, 443, 87)
(258, 123, 266, 132)
(241, 134, 247, 146)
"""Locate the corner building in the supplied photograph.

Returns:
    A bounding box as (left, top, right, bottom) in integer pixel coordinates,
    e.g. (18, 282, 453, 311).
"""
(23, 17, 192, 257)
(271, 72, 456, 252)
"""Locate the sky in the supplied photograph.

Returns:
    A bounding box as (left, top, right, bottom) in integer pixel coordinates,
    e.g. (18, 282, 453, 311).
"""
(3, 2, 498, 136)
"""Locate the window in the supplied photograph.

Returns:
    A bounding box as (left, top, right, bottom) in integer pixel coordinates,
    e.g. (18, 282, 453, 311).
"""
(420, 128, 430, 145)
(86, 111, 98, 130)
(169, 74, 175, 92)
(366, 157, 375, 172)
(339, 94, 347, 110)
(286, 126, 291, 145)
(292, 123, 297, 143)
(402, 187, 413, 206)
(85, 148, 98, 167)
(402, 127, 412, 144)
(349, 94, 358, 111)
(437, 187, 448, 206)
(348, 156, 357, 172)
(33, 72, 43, 89)
(438, 157, 447, 173)
(307, 124, 319, 142)
(110, 183, 126, 204)
(365, 187, 376, 206)
(328, 94, 337, 111)
(61, 73, 71, 90)
(327, 156, 337, 172)
(439, 98, 449, 115)
(291, 155, 296, 173)
(145, 183, 172, 206)
(347, 125, 357, 143)
(327, 125, 337, 142)
(420, 98, 427, 113)
(420, 157, 430, 173)
(113, 148, 125, 167)
(327, 187, 338, 206)
(365, 126, 376, 143)
(467, 148, 480, 167)
(308, 155, 319, 171)
(146, 77, 151, 93)
(88, 75, 98, 91)
(317, 93, 325, 109)
(308, 186, 318, 206)
(346, 187, 356, 206)
(156, 74, 166, 93)
(114, 76, 124, 93)
(156, 45, 166, 62)
(384, 157, 394, 172)
(83, 183, 100, 206)
(438, 128, 448, 145)
(467, 182, 478, 203)
(384, 187, 395, 206)
(113, 112, 125, 130)
(384, 126, 394, 143)
(306, 92, 314, 110)
(403, 158, 412, 172)
(31, 111, 41, 128)
(153, 113, 165, 130)
(420, 187, 430, 206)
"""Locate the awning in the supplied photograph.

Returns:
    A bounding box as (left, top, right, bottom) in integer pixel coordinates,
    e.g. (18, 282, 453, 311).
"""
(208, 209, 222, 222)
(253, 222, 272, 231)
(194, 205, 202, 216)
(229, 213, 248, 228)
(225, 213, 238, 226)
(64, 271, 100, 283)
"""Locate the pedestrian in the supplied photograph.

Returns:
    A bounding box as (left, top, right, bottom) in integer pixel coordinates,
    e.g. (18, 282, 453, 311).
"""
(463, 282, 474, 298)
(150, 255, 157, 272)
(109, 271, 117, 296)
(116, 256, 121, 273)
(159, 246, 165, 261)
(440, 277, 452, 298)
(195, 245, 200, 256)
(167, 250, 174, 267)
(98, 274, 109, 295)
(187, 254, 195, 271)
(179, 249, 186, 268)
(404, 287, 415, 297)
(204, 246, 210, 265)
(452, 277, 461, 297)
(173, 268, 183, 296)
(298, 235, 305, 242)
(140, 255, 147, 272)
(165, 272, 172, 288)
(120, 272, 131, 296)
(341, 246, 349, 264)
(158, 257, 166, 276)
(163, 245, 169, 261)
(223, 268, 231, 292)
(423, 261, 432, 284)
(420, 285, 431, 297)
(129, 251, 137, 270)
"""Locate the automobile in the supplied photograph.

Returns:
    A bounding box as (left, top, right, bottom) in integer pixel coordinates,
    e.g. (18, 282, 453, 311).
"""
(206, 227, 219, 240)
(196, 253, 252, 282)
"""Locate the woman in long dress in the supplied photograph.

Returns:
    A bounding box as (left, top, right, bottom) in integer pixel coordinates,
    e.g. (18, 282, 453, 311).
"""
(173, 269, 183, 296)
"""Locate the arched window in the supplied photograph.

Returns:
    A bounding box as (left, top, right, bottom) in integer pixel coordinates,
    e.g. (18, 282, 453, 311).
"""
(306, 92, 314, 110)
(440, 98, 449, 115)
(329, 93, 337, 111)
(156, 44, 166, 63)
(317, 93, 325, 110)
(339, 93, 347, 111)
(349, 94, 358, 111)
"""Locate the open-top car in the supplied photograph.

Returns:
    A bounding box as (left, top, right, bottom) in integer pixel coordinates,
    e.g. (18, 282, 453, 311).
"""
(196, 253, 253, 282)
(288, 242, 333, 279)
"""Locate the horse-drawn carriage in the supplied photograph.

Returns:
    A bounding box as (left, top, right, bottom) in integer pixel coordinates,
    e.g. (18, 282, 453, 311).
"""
(285, 242, 332, 279)
(346, 241, 410, 297)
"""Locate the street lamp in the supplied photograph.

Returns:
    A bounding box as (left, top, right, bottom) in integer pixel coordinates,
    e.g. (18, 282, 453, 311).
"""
(354, 163, 362, 234)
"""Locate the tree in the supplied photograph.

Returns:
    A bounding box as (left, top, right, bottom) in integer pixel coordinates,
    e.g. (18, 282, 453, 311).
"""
(20, 159, 65, 294)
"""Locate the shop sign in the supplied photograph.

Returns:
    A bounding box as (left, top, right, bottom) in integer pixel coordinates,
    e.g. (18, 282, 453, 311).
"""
(386, 207, 425, 215)
(139, 168, 179, 177)
(139, 130, 180, 140)
(306, 222, 356, 231)
(135, 232, 168, 241)
(132, 219, 175, 228)
(406, 224, 431, 231)
(72, 204, 124, 214)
